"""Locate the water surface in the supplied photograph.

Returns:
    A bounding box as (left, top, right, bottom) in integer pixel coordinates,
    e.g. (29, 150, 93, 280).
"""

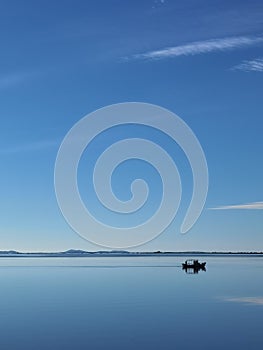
(0, 256, 262, 349)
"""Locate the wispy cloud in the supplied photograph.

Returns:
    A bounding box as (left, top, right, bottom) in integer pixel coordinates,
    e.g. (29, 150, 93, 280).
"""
(0, 72, 36, 89)
(0, 139, 59, 155)
(232, 58, 263, 72)
(131, 35, 263, 60)
(210, 201, 263, 210)
(224, 297, 263, 306)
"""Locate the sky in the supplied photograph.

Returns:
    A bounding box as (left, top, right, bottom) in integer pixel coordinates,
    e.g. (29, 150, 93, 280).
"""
(0, 0, 262, 252)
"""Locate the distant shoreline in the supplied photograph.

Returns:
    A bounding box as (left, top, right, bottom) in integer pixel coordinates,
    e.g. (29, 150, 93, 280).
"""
(0, 250, 263, 257)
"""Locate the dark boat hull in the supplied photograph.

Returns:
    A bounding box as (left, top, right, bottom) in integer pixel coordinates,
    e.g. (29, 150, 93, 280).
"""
(182, 262, 206, 269)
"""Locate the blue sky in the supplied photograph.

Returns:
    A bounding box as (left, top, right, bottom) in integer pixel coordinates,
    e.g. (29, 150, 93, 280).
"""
(0, 0, 262, 252)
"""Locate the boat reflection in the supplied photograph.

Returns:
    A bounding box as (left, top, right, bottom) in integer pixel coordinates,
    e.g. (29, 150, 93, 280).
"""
(182, 259, 206, 274)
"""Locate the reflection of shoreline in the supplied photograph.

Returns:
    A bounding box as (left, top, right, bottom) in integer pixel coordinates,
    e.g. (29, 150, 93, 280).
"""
(0, 250, 263, 258)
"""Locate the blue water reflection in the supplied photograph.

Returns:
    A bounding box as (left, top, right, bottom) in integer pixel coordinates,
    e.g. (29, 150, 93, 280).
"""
(0, 256, 262, 349)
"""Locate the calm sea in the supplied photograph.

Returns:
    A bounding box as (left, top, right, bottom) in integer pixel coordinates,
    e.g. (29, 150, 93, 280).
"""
(0, 256, 262, 349)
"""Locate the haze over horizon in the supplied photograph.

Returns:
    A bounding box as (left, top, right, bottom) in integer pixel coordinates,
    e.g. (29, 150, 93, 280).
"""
(0, 0, 262, 252)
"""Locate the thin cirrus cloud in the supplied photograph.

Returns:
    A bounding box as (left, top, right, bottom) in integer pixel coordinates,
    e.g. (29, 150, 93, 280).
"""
(131, 35, 263, 60)
(209, 201, 263, 210)
(0, 69, 48, 90)
(224, 297, 263, 306)
(0, 72, 35, 89)
(0, 139, 59, 155)
(232, 58, 263, 72)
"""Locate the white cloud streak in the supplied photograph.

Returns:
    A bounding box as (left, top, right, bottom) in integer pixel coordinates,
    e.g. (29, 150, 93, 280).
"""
(232, 58, 263, 72)
(0, 139, 59, 155)
(224, 297, 263, 306)
(0, 72, 34, 89)
(132, 36, 263, 60)
(210, 201, 263, 210)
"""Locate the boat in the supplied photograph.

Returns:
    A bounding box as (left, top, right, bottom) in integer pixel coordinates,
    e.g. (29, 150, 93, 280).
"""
(182, 259, 206, 273)
(182, 259, 206, 268)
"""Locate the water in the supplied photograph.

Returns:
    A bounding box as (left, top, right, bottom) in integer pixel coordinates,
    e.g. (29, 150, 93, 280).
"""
(0, 256, 262, 349)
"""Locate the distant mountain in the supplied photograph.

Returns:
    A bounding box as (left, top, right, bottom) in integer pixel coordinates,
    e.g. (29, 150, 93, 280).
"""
(0, 250, 262, 257)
